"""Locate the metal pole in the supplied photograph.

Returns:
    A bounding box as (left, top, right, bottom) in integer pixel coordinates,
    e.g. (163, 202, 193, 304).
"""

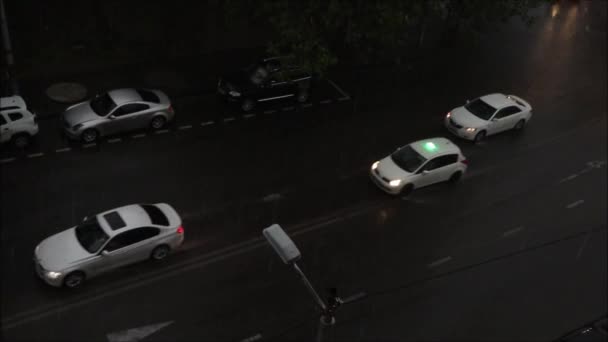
(292, 263, 327, 312)
(0, 0, 18, 94)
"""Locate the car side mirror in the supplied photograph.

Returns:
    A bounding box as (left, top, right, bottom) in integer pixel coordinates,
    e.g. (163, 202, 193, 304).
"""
(101, 250, 109, 256)
(466, 99, 470, 104)
(491, 118, 498, 122)
(83, 216, 88, 221)
(422, 170, 430, 175)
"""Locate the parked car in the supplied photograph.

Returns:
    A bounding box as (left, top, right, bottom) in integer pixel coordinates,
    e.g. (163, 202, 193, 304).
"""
(557, 316, 607, 342)
(217, 56, 313, 112)
(370, 137, 468, 196)
(34, 203, 184, 289)
(0, 95, 39, 148)
(61, 88, 174, 143)
(444, 93, 532, 142)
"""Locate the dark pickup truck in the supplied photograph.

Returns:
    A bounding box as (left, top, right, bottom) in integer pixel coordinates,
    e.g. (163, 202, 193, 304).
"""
(217, 57, 313, 112)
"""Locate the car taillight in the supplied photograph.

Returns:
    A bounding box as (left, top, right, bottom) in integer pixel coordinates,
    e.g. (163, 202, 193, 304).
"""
(177, 226, 184, 234)
(461, 159, 468, 165)
(168, 105, 174, 113)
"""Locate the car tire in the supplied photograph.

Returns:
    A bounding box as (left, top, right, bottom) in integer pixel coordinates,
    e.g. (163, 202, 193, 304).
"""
(151, 245, 170, 261)
(448, 171, 462, 184)
(400, 183, 414, 197)
(63, 271, 85, 289)
(12, 133, 30, 148)
(513, 119, 526, 131)
(150, 116, 167, 130)
(474, 130, 486, 143)
(296, 90, 309, 103)
(241, 99, 255, 112)
(81, 129, 98, 143)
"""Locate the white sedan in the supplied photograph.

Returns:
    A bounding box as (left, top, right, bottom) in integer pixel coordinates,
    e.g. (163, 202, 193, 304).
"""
(370, 137, 468, 196)
(34, 203, 184, 289)
(444, 93, 532, 142)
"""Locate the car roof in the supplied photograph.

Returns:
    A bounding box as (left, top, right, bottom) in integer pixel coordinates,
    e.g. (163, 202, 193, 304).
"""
(409, 137, 461, 159)
(97, 204, 152, 235)
(479, 93, 516, 109)
(107, 88, 142, 106)
(0, 95, 27, 111)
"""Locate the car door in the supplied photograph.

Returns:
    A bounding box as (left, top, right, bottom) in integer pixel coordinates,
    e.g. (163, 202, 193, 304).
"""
(96, 229, 152, 273)
(125, 103, 152, 129)
(103, 103, 146, 135)
(488, 106, 520, 135)
(412, 157, 444, 188)
(0, 113, 9, 143)
(265, 71, 294, 102)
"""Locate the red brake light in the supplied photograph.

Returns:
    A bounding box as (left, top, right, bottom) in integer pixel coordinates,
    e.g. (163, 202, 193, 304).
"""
(461, 159, 468, 165)
(177, 226, 184, 234)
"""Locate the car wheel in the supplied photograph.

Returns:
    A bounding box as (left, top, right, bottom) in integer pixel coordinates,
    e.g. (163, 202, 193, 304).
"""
(81, 129, 98, 143)
(474, 130, 486, 143)
(150, 116, 167, 130)
(63, 271, 85, 289)
(513, 119, 526, 131)
(448, 171, 462, 184)
(151, 245, 170, 261)
(400, 183, 414, 197)
(241, 99, 255, 112)
(12, 133, 30, 148)
(296, 90, 309, 103)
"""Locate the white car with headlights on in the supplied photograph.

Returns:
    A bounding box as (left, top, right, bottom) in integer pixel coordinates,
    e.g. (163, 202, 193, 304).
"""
(34, 203, 184, 289)
(370, 137, 468, 196)
(444, 93, 532, 142)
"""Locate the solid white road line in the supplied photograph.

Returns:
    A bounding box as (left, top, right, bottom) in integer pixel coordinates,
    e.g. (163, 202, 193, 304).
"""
(132, 134, 146, 139)
(566, 200, 585, 209)
(55, 147, 71, 153)
(178, 125, 192, 130)
(26, 152, 44, 158)
(502, 226, 524, 238)
(201, 121, 215, 126)
(327, 79, 351, 98)
(0, 157, 16, 164)
(428, 256, 452, 268)
(108, 138, 122, 143)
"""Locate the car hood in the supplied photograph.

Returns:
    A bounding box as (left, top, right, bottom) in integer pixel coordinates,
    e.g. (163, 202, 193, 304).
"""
(35, 227, 92, 271)
(62, 102, 99, 127)
(377, 156, 412, 181)
(450, 106, 488, 128)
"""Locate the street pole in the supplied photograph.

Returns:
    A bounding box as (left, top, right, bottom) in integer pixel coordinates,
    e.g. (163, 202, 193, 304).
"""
(293, 263, 326, 312)
(292, 263, 335, 342)
(0, 0, 18, 94)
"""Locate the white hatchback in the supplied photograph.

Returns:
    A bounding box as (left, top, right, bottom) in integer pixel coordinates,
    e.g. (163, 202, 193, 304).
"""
(444, 93, 532, 142)
(370, 137, 468, 196)
(0, 95, 39, 148)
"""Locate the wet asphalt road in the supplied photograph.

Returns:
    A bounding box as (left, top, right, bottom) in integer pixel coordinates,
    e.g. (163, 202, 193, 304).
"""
(1, 1, 606, 341)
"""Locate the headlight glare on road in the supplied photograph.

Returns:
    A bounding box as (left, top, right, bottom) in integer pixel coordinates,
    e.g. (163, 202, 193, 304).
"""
(465, 127, 476, 132)
(229, 90, 241, 97)
(372, 161, 379, 170)
(46, 271, 62, 279)
(389, 179, 401, 187)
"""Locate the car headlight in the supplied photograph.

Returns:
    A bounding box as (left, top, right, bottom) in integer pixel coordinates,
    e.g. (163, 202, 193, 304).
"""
(46, 271, 62, 279)
(72, 123, 84, 131)
(465, 127, 477, 132)
(389, 179, 402, 187)
(372, 161, 379, 170)
(446, 112, 451, 118)
(228, 90, 241, 97)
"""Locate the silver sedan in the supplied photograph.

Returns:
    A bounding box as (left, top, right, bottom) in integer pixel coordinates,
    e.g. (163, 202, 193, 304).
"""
(34, 203, 184, 289)
(62, 88, 175, 143)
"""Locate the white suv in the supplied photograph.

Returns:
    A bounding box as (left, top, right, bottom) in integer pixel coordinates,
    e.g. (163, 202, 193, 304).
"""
(1, 95, 39, 148)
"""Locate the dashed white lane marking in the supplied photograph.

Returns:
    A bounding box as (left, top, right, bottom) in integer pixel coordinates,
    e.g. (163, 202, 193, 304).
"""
(201, 121, 215, 127)
(320, 99, 332, 104)
(178, 125, 192, 130)
(262, 193, 282, 202)
(108, 138, 122, 143)
(55, 147, 71, 153)
(223, 117, 236, 122)
(559, 174, 578, 183)
(264, 110, 276, 114)
(132, 134, 146, 139)
(106, 321, 174, 342)
(566, 200, 585, 209)
(576, 233, 591, 259)
(338, 96, 351, 101)
(282, 106, 295, 111)
(302, 103, 313, 108)
(83, 143, 97, 148)
(428, 256, 452, 268)
(502, 226, 524, 238)
(240, 333, 263, 342)
(0, 157, 16, 164)
(26, 152, 44, 158)
(243, 114, 256, 119)
(327, 79, 351, 98)
(155, 129, 170, 134)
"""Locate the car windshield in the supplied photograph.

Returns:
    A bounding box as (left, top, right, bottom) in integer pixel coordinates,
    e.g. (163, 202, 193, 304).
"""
(465, 98, 496, 120)
(75, 217, 110, 253)
(248, 65, 269, 85)
(390, 145, 427, 173)
(90, 93, 117, 116)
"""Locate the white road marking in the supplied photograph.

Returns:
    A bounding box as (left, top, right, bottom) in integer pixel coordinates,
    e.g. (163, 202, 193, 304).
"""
(108, 138, 122, 143)
(201, 121, 215, 127)
(131, 134, 146, 139)
(320, 99, 332, 104)
(264, 110, 276, 114)
(240, 333, 263, 342)
(262, 193, 282, 202)
(559, 174, 578, 183)
(83, 143, 97, 148)
(327, 79, 351, 98)
(223, 117, 236, 122)
(302, 103, 313, 108)
(338, 96, 351, 101)
(576, 233, 591, 259)
(244, 114, 256, 119)
(502, 226, 524, 238)
(26, 152, 44, 158)
(106, 321, 173, 342)
(0, 157, 16, 164)
(428, 256, 452, 268)
(566, 200, 585, 209)
(154, 129, 170, 134)
(282, 106, 295, 111)
(55, 147, 71, 153)
(178, 125, 192, 130)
